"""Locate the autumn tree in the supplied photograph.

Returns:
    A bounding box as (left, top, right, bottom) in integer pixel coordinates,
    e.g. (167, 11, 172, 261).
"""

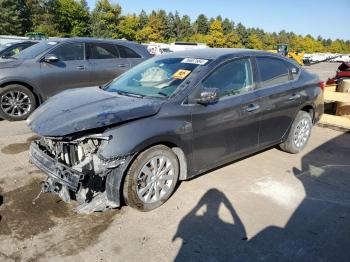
(118, 14, 139, 40)
(207, 19, 225, 47)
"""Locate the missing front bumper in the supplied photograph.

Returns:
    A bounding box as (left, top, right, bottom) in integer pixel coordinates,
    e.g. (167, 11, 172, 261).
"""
(29, 141, 84, 192)
(29, 140, 131, 214)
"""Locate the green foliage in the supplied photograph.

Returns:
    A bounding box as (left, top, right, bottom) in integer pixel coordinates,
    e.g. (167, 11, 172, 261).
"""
(0, 0, 31, 35)
(193, 14, 209, 35)
(207, 19, 225, 47)
(91, 0, 121, 38)
(0, 0, 349, 53)
(56, 0, 91, 37)
(117, 14, 139, 40)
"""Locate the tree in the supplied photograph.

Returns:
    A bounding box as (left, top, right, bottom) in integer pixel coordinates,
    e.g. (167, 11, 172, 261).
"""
(118, 14, 139, 40)
(179, 15, 192, 40)
(225, 31, 243, 48)
(207, 19, 225, 47)
(138, 9, 148, 29)
(91, 0, 122, 38)
(235, 23, 248, 46)
(247, 33, 264, 50)
(193, 14, 209, 35)
(164, 12, 176, 40)
(0, 0, 31, 35)
(136, 11, 165, 42)
(26, 0, 60, 36)
(56, 0, 91, 37)
(222, 18, 234, 34)
(173, 11, 181, 39)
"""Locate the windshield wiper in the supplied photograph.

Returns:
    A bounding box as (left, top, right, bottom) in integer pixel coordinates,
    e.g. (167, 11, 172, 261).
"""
(157, 91, 168, 97)
(116, 90, 144, 98)
(1, 56, 17, 60)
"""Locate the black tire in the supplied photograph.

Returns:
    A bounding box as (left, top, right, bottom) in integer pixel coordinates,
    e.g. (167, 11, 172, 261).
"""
(0, 84, 37, 121)
(123, 145, 179, 211)
(279, 111, 313, 154)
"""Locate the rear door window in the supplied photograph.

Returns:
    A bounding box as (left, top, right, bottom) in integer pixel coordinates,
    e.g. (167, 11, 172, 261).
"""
(256, 57, 290, 87)
(203, 58, 254, 97)
(51, 43, 84, 61)
(88, 43, 119, 59)
(116, 45, 141, 58)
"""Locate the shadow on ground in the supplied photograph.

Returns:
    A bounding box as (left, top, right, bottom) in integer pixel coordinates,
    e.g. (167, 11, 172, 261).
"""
(173, 132, 350, 261)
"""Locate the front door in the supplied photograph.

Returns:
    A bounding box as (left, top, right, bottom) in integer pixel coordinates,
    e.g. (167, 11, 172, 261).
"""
(191, 58, 260, 172)
(39, 42, 91, 98)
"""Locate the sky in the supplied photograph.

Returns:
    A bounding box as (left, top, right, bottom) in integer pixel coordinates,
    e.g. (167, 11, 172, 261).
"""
(87, 0, 350, 40)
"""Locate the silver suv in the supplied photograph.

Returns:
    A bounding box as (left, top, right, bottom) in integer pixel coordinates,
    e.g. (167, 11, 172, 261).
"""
(0, 38, 151, 121)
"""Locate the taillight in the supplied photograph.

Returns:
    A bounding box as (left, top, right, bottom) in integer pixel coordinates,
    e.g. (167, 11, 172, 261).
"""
(319, 81, 325, 91)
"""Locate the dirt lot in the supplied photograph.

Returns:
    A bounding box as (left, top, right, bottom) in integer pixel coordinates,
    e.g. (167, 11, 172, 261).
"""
(305, 62, 339, 82)
(0, 62, 349, 261)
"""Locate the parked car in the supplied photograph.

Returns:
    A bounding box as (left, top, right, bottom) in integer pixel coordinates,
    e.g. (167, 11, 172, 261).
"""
(28, 49, 324, 213)
(0, 38, 151, 121)
(0, 41, 37, 58)
(326, 62, 350, 85)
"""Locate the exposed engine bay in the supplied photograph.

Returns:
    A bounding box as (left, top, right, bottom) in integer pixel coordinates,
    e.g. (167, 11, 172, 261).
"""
(29, 134, 131, 214)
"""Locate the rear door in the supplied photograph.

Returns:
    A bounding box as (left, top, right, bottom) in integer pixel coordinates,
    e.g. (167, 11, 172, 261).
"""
(254, 57, 301, 147)
(39, 42, 91, 97)
(191, 57, 260, 172)
(87, 42, 130, 86)
(116, 44, 145, 68)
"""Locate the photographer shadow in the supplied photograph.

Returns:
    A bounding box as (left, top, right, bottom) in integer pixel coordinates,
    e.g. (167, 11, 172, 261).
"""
(174, 132, 350, 261)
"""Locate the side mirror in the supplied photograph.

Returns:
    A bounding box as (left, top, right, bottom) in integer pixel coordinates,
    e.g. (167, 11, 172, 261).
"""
(43, 54, 59, 63)
(197, 88, 219, 105)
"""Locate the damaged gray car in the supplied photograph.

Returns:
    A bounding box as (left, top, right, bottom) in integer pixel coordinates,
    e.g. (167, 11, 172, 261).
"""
(28, 49, 323, 213)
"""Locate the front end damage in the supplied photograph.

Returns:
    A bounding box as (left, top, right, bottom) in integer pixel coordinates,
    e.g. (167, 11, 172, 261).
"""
(29, 134, 133, 214)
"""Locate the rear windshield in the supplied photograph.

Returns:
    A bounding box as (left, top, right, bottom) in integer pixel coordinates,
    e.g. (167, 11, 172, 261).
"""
(104, 57, 209, 98)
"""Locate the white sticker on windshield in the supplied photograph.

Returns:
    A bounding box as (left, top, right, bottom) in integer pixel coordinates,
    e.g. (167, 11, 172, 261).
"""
(181, 58, 208, 65)
(47, 42, 57, 45)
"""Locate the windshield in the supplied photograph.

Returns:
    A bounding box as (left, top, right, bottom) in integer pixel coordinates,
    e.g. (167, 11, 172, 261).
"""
(0, 43, 12, 52)
(14, 41, 58, 59)
(104, 57, 208, 98)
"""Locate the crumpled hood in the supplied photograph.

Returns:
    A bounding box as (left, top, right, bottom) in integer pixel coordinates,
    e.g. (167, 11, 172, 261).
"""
(27, 86, 163, 137)
(0, 59, 24, 69)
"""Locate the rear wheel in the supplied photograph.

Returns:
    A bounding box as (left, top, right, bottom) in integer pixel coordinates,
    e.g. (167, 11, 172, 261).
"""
(279, 111, 312, 154)
(123, 145, 179, 211)
(0, 84, 37, 121)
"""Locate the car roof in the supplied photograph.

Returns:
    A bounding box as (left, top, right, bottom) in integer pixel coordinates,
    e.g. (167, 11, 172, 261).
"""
(48, 37, 138, 45)
(160, 48, 284, 60)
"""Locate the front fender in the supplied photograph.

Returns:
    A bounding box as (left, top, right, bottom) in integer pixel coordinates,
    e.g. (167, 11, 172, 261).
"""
(100, 116, 193, 160)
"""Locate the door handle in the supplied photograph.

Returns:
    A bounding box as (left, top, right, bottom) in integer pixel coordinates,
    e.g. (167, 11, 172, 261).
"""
(76, 65, 87, 70)
(244, 104, 260, 112)
(118, 64, 128, 68)
(289, 93, 301, 100)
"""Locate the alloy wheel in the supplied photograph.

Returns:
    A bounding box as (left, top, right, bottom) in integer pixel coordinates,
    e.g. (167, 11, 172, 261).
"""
(0, 90, 32, 117)
(293, 118, 310, 148)
(136, 156, 175, 204)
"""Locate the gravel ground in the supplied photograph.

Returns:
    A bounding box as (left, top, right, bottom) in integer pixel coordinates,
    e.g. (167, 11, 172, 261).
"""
(304, 62, 340, 82)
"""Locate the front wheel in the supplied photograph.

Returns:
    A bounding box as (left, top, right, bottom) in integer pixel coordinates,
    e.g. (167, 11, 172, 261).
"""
(279, 111, 313, 154)
(123, 145, 179, 211)
(0, 84, 37, 121)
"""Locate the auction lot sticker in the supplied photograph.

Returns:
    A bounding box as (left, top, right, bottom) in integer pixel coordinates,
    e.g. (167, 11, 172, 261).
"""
(181, 58, 208, 65)
(173, 69, 191, 79)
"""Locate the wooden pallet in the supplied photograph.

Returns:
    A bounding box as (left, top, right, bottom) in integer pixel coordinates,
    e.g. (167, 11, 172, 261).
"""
(320, 84, 350, 130)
